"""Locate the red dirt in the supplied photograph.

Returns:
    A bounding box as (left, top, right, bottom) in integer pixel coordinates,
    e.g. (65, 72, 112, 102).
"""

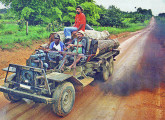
(0, 18, 165, 120)
(0, 41, 47, 79)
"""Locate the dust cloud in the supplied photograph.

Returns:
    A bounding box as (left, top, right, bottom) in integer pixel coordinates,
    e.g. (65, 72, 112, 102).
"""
(99, 20, 165, 96)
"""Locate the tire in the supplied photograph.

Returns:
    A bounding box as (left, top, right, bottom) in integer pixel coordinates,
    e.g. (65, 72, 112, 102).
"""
(52, 82, 75, 117)
(108, 57, 114, 76)
(102, 57, 114, 82)
(3, 74, 22, 103)
(102, 62, 110, 81)
(3, 84, 22, 103)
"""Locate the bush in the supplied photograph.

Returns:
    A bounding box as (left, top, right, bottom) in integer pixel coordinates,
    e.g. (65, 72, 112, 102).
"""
(37, 28, 44, 34)
(17, 19, 25, 31)
(46, 21, 64, 32)
(4, 31, 14, 35)
(0, 24, 4, 29)
(0, 14, 3, 19)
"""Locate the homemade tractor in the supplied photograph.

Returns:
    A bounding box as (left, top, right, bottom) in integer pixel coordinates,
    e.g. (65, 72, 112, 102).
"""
(0, 36, 119, 117)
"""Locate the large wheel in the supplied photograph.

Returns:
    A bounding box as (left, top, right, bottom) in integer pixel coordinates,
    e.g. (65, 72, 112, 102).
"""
(102, 63, 109, 81)
(3, 74, 22, 103)
(102, 57, 114, 81)
(52, 82, 75, 117)
(108, 57, 114, 76)
(3, 85, 22, 103)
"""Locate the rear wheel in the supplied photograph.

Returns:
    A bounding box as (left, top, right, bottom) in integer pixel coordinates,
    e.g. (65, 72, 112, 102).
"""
(102, 63, 109, 81)
(108, 57, 114, 76)
(52, 82, 75, 117)
(102, 57, 114, 81)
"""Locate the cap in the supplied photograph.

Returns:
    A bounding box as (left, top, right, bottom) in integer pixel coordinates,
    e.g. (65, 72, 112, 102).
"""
(54, 34, 60, 39)
(77, 30, 85, 36)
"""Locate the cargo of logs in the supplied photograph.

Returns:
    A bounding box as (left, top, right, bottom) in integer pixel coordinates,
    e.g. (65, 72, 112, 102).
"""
(94, 39, 120, 56)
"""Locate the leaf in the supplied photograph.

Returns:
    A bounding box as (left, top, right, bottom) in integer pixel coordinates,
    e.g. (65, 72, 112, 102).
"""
(21, 7, 35, 20)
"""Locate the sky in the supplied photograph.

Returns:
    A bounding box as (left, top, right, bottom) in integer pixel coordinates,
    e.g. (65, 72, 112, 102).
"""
(95, 0, 165, 16)
(0, 0, 165, 16)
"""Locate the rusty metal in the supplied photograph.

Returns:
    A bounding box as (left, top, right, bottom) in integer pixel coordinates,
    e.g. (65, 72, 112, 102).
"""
(0, 86, 55, 104)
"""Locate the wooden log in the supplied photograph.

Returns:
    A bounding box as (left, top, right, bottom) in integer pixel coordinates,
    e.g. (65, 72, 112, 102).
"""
(97, 39, 120, 56)
(52, 30, 110, 42)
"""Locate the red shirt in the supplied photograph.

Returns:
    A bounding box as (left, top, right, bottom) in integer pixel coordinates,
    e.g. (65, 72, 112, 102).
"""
(74, 12, 86, 31)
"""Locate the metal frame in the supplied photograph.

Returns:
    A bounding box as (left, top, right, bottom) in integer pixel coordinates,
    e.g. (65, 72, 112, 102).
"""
(4, 64, 51, 95)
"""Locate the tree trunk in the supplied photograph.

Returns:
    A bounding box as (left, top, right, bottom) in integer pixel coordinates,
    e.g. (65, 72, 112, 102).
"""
(26, 21, 28, 35)
(97, 39, 120, 55)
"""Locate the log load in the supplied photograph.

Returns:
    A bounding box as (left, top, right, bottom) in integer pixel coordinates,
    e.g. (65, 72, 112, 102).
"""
(51, 30, 110, 42)
(85, 30, 110, 40)
(96, 39, 120, 56)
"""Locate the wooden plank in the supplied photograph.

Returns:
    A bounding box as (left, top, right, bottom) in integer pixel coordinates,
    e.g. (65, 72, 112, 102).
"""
(46, 72, 72, 82)
(79, 77, 94, 87)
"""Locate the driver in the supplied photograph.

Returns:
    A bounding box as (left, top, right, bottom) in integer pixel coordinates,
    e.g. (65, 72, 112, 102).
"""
(48, 34, 65, 61)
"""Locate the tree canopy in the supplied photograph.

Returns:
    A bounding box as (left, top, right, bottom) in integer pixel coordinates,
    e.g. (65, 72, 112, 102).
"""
(0, 0, 100, 25)
(1, 0, 153, 27)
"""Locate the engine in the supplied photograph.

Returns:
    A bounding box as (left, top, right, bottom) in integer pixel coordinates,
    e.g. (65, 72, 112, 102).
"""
(26, 50, 48, 69)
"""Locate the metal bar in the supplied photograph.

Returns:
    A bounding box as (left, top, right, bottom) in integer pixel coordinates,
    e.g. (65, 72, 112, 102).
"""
(0, 86, 55, 104)
(58, 55, 67, 71)
(9, 64, 43, 73)
(4, 65, 10, 83)
(42, 70, 51, 95)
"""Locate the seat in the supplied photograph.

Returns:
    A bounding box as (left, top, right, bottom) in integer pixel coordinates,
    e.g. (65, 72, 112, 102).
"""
(85, 38, 98, 62)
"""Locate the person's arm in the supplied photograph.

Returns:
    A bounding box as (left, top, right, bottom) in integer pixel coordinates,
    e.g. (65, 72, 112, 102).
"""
(63, 39, 75, 51)
(76, 24, 84, 31)
(72, 23, 76, 27)
(72, 44, 82, 47)
(73, 15, 77, 27)
(49, 42, 54, 50)
(67, 39, 82, 48)
(60, 41, 65, 51)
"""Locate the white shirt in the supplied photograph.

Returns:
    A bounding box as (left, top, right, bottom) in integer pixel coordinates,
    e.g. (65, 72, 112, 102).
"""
(53, 43, 61, 51)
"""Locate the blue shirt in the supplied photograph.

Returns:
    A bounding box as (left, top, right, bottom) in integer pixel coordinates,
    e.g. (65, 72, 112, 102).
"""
(49, 41, 65, 51)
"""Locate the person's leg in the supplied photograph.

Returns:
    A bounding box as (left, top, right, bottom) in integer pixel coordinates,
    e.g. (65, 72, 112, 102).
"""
(64, 27, 77, 39)
(69, 55, 82, 69)
(59, 54, 63, 60)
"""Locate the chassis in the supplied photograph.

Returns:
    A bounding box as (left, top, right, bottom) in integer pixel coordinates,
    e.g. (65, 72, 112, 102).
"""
(0, 38, 119, 117)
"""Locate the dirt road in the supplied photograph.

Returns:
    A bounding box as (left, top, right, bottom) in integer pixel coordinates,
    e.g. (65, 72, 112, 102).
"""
(0, 17, 165, 120)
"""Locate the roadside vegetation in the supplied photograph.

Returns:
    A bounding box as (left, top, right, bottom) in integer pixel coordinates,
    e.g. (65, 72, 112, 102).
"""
(0, 0, 152, 49)
(93, 20, 149, 35)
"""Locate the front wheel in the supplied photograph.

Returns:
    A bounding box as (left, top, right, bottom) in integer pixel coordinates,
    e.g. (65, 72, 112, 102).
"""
(52, 82, 75, 117)
(3, 85, 22, 103)
(3, 74, 22, 103)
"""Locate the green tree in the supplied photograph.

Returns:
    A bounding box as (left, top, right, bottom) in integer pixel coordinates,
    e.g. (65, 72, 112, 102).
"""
(97, 5, 124, 27)
(81, 2, 101, 25)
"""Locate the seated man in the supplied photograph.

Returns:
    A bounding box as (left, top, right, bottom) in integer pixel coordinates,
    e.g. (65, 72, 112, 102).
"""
(48, 34, 65, 61)
(66, 30, 87, 69)
(64, 5, 86, 44)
